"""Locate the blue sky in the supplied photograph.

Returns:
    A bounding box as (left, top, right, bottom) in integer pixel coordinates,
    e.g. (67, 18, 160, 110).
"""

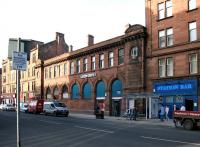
(0, 0, 145, 67)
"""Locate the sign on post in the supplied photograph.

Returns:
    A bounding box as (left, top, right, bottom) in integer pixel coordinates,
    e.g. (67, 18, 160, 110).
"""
(12, 51, 27, 71)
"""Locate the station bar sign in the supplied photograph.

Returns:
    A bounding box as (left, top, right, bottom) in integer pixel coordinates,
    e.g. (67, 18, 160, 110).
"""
(12, 51, 27, 71)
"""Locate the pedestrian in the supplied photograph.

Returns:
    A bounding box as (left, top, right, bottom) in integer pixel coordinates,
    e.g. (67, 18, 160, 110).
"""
(165, 105, 169, 121)
(159, 104, 165, 122)
(100, 102, 105, 119)
(180, 105, 186, 111)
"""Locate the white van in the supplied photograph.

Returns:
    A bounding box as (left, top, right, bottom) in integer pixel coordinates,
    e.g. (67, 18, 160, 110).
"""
(43, 101, 69, 117)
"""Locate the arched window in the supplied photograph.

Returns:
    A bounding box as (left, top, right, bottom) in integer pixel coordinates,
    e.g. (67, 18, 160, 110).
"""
(130, 46, 138, 59)
(83, 82, 92, 99)
(72, 83, 79, 99)
(111, 79, 122, 97)
(53, 86, 59, 99)
(96, 81, 105, 99)
(62, 85, 69, 99)
(46, 87, 52, 99)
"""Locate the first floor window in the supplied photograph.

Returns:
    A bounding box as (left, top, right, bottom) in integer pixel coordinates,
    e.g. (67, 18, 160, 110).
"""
(159, 58, 166, 77)
(99, 54, 104, 69)
(91, 56, 96, 70)
(159, 30, 166, 48)
(109, 52, 114, 67)
(83, 58, 88, 71)
(167, 28, 173, 46)
(70, 62, 74, 74)
(189, 54, 197, 74)
(118, 48, 124, 65)
(167, 57, 173, 76)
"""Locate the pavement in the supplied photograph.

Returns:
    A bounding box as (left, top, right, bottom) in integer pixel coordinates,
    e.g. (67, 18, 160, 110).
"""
(70, 113, 175, 128)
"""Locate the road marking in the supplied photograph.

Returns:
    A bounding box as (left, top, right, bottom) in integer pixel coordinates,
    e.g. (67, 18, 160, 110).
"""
(39, 119, 63, 125)
(141, 136, 200, 146)
(74, 125, 114, 134)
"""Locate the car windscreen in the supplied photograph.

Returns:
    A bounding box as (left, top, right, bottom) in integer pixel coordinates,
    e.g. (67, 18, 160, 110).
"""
(54, 102, 66, 107)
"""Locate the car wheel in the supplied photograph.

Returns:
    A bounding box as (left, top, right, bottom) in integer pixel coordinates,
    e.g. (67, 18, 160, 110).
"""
(183, 119, 193, 130)
(54, 111, 57, 116)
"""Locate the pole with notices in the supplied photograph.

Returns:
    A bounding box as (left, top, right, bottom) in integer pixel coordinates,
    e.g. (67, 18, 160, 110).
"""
(16, 38, 21, 147)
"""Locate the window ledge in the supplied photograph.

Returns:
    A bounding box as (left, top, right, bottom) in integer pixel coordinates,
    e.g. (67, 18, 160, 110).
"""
(187, 8, 198, 13)
(157, 16, 173, 22)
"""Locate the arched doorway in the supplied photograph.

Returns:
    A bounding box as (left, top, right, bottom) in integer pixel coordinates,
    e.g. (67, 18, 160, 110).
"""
(71, 83, 79, 99)
(46, 87, 52, 99)
(95, 81, 106, 112)
(62, 85, 69, 99)
(53, 86, 59, 99)
(111, 79, 122, 116)
(83, 82, 92, 99)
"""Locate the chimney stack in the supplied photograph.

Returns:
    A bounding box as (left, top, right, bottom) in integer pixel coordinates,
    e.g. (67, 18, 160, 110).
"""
(88, 34, 94, 46)
(56, 32, 64, 44)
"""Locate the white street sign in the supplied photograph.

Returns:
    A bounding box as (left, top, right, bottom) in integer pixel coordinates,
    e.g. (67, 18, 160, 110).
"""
(12, 51, 27, 71)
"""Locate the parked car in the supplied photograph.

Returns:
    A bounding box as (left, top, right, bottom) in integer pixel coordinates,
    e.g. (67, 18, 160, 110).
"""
(20, 102, 28, 113)
(28, 99, 44, 114)
(2, 104, 16, 111)
(0, 104, 6, 110)
(43, 101, 69, 117)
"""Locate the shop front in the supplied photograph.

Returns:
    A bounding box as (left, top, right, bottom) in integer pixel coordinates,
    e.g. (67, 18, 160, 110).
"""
(153, 79, 198, 118)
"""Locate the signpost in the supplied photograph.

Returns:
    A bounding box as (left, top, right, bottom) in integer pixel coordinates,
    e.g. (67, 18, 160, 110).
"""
(12, 38, 27, 147)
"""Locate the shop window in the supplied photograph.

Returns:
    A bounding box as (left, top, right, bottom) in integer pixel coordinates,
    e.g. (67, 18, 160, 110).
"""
(62, 85, 69, 99)
(46, 87, 52, 99)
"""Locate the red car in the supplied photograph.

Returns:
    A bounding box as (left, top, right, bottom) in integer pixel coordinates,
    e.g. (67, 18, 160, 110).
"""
(28, 99, 44, 114)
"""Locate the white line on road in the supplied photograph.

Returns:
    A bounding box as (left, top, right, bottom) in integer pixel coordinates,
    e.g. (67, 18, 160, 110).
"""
(141, 136, 200, 146)
(39, 120, 63, 125)
(74, 125, 114, 134)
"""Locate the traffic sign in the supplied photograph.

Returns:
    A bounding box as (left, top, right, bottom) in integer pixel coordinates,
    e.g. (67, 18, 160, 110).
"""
(12, 51, 27, 71)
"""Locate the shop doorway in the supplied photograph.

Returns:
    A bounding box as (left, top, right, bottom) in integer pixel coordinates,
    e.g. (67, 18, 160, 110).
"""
(112, 100, 121, 116)
(185, 99, 193, 111)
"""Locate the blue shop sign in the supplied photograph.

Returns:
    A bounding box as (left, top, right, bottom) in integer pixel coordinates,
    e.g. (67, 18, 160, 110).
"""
(153, 79, 197, 96)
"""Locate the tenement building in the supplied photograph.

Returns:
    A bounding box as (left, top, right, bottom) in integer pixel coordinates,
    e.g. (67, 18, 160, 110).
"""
(1, 39, 43, 105)
(44, 24, 147, 116)
(1, 33, 69, 105)
(146, 0, 200, 118)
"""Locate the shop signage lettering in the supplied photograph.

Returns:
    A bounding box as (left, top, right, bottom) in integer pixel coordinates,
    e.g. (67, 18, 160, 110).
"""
(80, 73, 96, 79)
(156, 84, 192, 91)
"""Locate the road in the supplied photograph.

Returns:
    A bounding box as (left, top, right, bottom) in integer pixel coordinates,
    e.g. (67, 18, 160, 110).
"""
(0, 111, 200, 147)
